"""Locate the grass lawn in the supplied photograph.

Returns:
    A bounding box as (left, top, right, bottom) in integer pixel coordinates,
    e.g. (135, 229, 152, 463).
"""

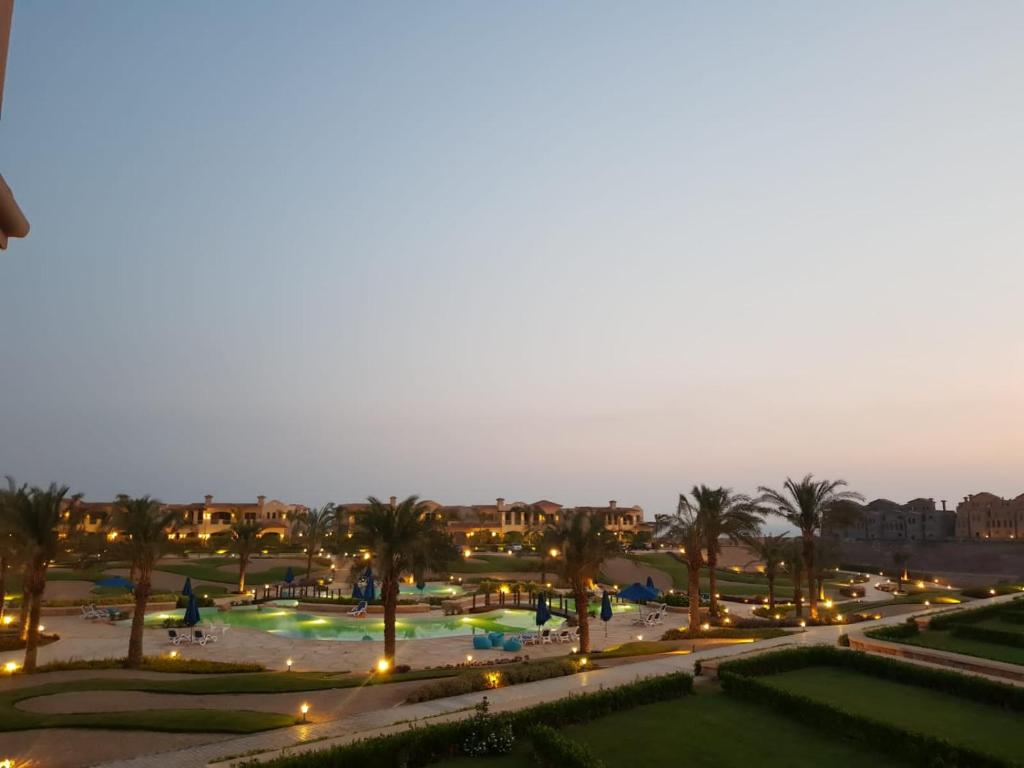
(448, 555, 544, 574)
(155, 559, 310, 585)
(761, 666, 1024, 764)
(1, 668, 466, 733)
(430, 686, 908, 768)
(894, 628, 1024, 666)
(630, 554, 796, 598)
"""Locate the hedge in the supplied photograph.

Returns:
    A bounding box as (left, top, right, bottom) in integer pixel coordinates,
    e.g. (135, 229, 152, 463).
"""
(407, 659, 580, 703)
(929, 598, 1024, 631)
(531, 725, 605, 768)
(865, 622, 920, 641)
(719, 669, 1010, 768)
(952, 624, 1024, 649)
(717, 646, 1024, 711)
(250, 672, 693, 767)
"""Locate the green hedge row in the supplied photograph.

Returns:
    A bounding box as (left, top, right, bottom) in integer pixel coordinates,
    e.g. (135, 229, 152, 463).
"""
(251, 672, 694, 767)
(531, 725, 605, 768)
(718, 669, 1010, 768)
(952, 624, 1024, 649)
(865, 622, 920, 641)
(929, 598, 1024, 630)
(716, 646, 1024, 711)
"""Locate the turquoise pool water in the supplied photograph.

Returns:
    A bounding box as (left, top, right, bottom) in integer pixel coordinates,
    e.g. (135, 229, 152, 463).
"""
(397, 582, 466, 597)
(146, 607, 558, 641)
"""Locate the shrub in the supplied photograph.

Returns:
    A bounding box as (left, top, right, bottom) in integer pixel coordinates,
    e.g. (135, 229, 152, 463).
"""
(837, 633, 850, 647)
(865, 622, 919, 641)
(461, 699, 514, 757)
(929, 598, 1024, 630)
(531, 724, 605, 768)
(32, 656, 265, 674)
(0, 631, 59, 652)
(951, 624, 1024, 648)
(660, 627, 789, 641)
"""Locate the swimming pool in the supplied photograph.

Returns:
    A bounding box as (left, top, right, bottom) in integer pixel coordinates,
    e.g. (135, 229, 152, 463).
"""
(397, 581, 466, 597)
(146, 607, 558, 641)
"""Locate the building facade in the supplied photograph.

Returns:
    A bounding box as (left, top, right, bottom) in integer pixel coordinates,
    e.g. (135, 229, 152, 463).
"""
(955, 493, 1024, 540)
(336, 497, 647, 544)
(824, 497, 956, 542)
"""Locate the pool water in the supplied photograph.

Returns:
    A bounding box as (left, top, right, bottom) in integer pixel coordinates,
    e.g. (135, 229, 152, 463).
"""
(146, 607, 557, 641)
(397, 581, 466, 597)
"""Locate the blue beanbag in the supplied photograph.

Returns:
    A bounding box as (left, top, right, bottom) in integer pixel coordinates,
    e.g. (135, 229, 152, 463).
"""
(473, 635, 492, 650)
(503, 637, 522, 652)
(489, 631, 505, 648)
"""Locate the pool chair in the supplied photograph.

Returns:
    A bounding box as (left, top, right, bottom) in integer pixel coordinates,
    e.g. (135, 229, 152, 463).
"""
(81, 604, 105, 620)
(348, 600, 368, 617)
(518, 631, 538, 646)
(192, 629, 217, 646)
(555, 627, 578, 644)
(539, 628, 554, 645)
(206, 620, 230, 637)
(167, 629, 187, 645)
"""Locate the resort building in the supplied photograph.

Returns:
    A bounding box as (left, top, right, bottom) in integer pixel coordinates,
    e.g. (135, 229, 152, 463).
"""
(955, 492, 1024, 540)
(823, 498, 956, 542)
(336, 497, 648, 544)
(61, 495, 307, 542)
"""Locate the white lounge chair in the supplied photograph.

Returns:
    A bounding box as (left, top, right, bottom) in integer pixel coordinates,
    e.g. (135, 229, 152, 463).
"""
(167, 629, 187, 645)
(539, 628, 554, 644)
(81, 604, 105, 620)
(348, 600, 368, 617)
(519, 631, 539, 645)
(192, 629, 217, 646)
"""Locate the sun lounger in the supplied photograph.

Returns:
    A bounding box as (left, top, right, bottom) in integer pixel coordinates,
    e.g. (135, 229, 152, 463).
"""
(347, 600, 368, 617)
(539, 628, 554, 644)
(192, 629, 217, 646)
(81, 604, 105, 620)
(167, 629, 187, 645)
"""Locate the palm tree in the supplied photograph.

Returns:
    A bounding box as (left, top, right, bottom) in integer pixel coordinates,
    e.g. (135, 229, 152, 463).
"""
(349, 496, 457, 664)
(655, 492, 707, 632)
(746, 532, 789, 611)
(550, 511, 619, 654)
(700, 489, 763, 617)
(5, 482, 72, 671)
(112, 495, 177, 668)
(231, 520, 262, 594)
(783, 538, 805, 618)
(0, 485, 20, 624)
(290, 504, 336, 581)
(524, 515, 561, 584)
(757, 475, 863, 619)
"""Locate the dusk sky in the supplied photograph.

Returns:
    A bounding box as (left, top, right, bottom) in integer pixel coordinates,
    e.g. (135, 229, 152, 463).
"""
(2, 2, 1022, 519)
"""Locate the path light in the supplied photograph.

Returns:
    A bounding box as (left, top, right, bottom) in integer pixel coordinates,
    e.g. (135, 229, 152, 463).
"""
(168, 651, 178, 660)
(377, 658, 390, 673)
(286, 658, 293, 672)
(4, 661, 17, 675)
(578, 657, 588, 667)
(37, 625, 44, 633)
(300, 702, 310, 723)
(990, 589, 997, 595)
(823, 599, 834, 609)
(571, 646, 578, 653)
(1, 616, 11, 626)
(700, 622, 710, 631)
(924, 600, 930, 606)
(798, 620, 806, 628)
(466, 654, 473, 663)
(0, 758, 13, 768)
(636, 635, 643, 641)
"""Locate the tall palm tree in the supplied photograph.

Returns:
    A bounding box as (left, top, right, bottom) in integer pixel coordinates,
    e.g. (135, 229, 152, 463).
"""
(524, 513, 561, 584)
(231, 520, 262, 594)
(5, 482, 72, 671)
(290, 504, 336, 581)
(757, 475, 863, 619)
(655, 492, 707, 632)
(113, 495, 177, 668)
(746, 532, 789, 611)
(0, 484, 20, 624)
(550, 511, 619, 654)
(700, 489, 763, 617)
(783, 538, 805, 618)
(349, 496, 457, 664)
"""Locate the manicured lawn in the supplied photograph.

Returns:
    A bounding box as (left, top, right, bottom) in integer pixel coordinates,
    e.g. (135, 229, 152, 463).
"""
(895, 628, 1024, 666)
(630, 554, 796, 598)
(448, 555, 544, 574)
(761, 666, 1024, 764)
(431, 686, 908, 768)
(156, 559, 310, 585)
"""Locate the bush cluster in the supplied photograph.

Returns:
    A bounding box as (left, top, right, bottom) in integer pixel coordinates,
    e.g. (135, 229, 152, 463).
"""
(33, 656, 265, 673)
(531, 724, 605, 768)
(865, 622, 920, 641)
(951, 624, 1024, 648)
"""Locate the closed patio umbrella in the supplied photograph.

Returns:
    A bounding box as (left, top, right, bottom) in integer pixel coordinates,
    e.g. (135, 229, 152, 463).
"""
(183, 593, 202, 640)
(645, 575, 659, 593)
(363, 568, 376, 602)
(181, 577, 193, 597)
(600, 590, 613, 637)
(284, 566, 295, 584)
(535, 592, 552, 626)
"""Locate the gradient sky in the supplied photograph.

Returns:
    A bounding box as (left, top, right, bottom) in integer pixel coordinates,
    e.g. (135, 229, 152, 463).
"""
(2, 2, 1023, 519)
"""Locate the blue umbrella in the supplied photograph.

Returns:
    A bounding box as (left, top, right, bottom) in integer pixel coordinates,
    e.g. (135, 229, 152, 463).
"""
(416, 579, 426, 592)
(363, 568, 376, 602)
(645, 575, 659, 594)
(182, 593, 202, 640)
(535, 592, 552, 626)
(617, 582, 659, 603)
(351, 582, 364, 600)
(284, 566, 295, 584)
(181, 577, 193, 597)
(600, 590, 613, 638)
(95, 576, 134, 591)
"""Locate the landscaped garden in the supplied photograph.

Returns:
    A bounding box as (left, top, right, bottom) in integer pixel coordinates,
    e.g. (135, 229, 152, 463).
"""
(867, 598, 1024, 666)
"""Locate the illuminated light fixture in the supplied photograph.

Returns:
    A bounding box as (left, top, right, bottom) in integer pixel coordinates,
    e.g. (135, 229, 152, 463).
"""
(990, 588, 997, 595)
(4, 661, 17, 674)
(798, 620, 806, 628)
(636, 634, 643, 641)
(571, 646, 578, 653)
(376, 658, 390, 673)
(466, 654, 473, 663)
(578, 657, 588, 667)
(168, 651, 178, 659)
(549, 548, 559, 558)
(700, 622, 710, 631)
(286, 658, 293, 672)
(300, 702, 310, 722)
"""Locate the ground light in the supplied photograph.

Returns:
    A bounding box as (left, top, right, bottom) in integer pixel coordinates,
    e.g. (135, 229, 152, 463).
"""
(286, 658, 293, 672)
(167, 651, 178, 660)
(300, 703, 310, 723)
(578, 657, 588, 667)
(377, 658, 390, 673)
(4, 661, 17, 675)
(466, 654, 473, 663)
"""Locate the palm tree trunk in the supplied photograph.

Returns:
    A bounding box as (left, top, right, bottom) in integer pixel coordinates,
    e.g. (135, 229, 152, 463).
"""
(18, 590, 31, 641)
(767, 572, 776, 611)
(238, 556, 248, 594)
(127, 572, 151, 668)
(573, 581, 591, 653)
(707, 550, 719, 617)
(0, 557, 6, 621)
(305, 549, 314, 582)
(382, 576, 398, 663)
(687, 558, 701, 630)
(539, 555, 546, 584)
(802, 533, 816, 619)
(792, 564, 803, 618)
(23, 560, 46, 672)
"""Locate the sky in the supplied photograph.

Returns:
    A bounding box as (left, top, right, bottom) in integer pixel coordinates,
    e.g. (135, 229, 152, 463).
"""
(1, 2, 1023, 521)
